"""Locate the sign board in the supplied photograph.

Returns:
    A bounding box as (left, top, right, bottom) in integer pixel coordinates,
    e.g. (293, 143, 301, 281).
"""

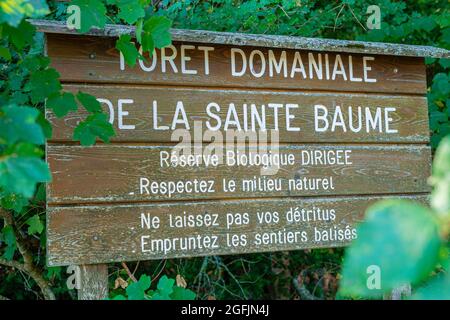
(36, 20, 442, 267)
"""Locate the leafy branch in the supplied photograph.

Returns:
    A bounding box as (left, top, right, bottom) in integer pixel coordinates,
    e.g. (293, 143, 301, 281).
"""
(0, 208, 55, 300)
(0, 0, 173, 299)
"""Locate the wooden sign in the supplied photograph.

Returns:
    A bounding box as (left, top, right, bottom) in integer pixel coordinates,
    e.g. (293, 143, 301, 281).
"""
(34, 20, 448, 267)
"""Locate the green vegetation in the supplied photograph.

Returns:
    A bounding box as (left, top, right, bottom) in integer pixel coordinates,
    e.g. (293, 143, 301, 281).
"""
(339, 136, 450, 299)
(0, 0, 449, 300)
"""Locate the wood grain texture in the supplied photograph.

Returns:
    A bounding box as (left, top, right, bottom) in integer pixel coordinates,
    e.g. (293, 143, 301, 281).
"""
(47, 84, 430, 143)
(46, 194, 429, 266)
(46, 34, 427, 94)
(33, 20, 450, 58)
(46, 144, 431, 204)
(77, 264, 108, 300)
(42, 25, 434, 266)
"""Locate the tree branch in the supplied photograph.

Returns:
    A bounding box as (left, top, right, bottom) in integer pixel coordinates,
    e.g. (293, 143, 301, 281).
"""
(0, 208, 12, 224)
(121, 262, 137, 282)
(0, 257, 26, 271)
(292, 276, 322, 300)
(0, 208, 56, 300)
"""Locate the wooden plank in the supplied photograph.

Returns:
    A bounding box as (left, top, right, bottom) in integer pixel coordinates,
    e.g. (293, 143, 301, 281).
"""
(46, 144, 431, 204)
(32, 19, 450, 59)
(46, 194, 429, 266)
(77, 264, 108, 300)
(47, 84, 430, 143)
(46, 34, 427, 94)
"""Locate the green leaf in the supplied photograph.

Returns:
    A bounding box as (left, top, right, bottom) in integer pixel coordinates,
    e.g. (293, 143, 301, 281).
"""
(0, 105, 45, 145)
(32, 183, 46, 204)
(0, 153, 51, 198)
(36, 111, 52, 139)
(410, 272, 450, 300)
(432, 73, 450, 99)
(73, 113, 115, 146)
(29, 68, 62, 104)
(0, 46, 11, 60)
(432, 135, 450, 180)
(26, 214, 43, 235)
(126, 275, 151, 300)
(431, 179, 450, 217)
(26, 0, 50, 18)
(430, 135, 450, 216)
(141, 16, 172, 53)
(414, 16, 436, 32)
(0, 0, 49, 27)
(0, 190, 29, 213)
(152, 275, 174, 299)
(7, 142, 44, 157)
(3, 20, 35, 50)
(440, 28, 450, 46)
(439, 58, 450, 69)
(1, 225, 16, 260)
(338, 200, 442, 298)
(76, 91, 102, 113)
(0, 0, 28, 27)
(22, 56, 50, 72)
(425, 57, 436, 65)
(71, 0, 107, 33)
(170, 286, 196, 300)
(3, 20, 36, 51)
(116, 34, 139, 67)
(116, 0, 145, 24)
(135, 18, 143, 43)
(46, 92, 78, 117)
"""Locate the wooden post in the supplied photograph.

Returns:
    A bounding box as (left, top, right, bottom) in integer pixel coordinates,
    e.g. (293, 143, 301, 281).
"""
(77, 264, 109, 300)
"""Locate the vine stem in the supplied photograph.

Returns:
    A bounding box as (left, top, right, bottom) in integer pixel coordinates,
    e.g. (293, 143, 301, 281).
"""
(121, 262, 137, 282)
(292, 274, 322, 300)
(0, 209, 55, 300)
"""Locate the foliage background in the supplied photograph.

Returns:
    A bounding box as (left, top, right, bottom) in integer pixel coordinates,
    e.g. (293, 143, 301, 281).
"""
(0, 0, 449, 300)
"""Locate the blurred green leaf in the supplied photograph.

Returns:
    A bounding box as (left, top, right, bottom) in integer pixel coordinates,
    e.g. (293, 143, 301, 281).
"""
(0, 105, 45, 145)
(432, 135, 450, 180)
(339, 200, 442, 298)
(0, 0, 49, 27)
(430, 135, 450, 216)
(411, 271, 450, 300)
(0, 153, 51, 198)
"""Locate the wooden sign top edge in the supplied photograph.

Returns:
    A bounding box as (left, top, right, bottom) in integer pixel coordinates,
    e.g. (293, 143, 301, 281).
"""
(30, 19, 450, 59)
